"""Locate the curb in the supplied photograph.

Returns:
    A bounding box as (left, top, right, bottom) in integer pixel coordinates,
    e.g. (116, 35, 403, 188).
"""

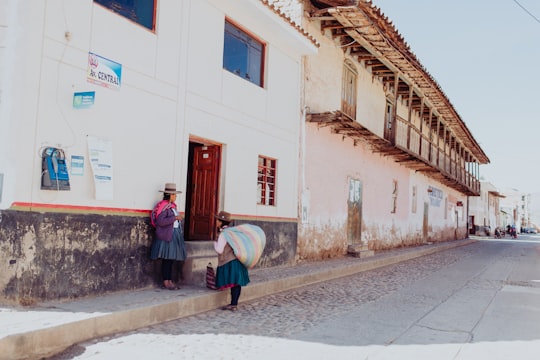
(0, 239, 476, 360)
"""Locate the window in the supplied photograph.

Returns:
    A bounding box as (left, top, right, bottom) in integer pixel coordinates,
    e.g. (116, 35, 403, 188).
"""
(391, 180, 398, 213)
(223, 20, 265, 87)
(94, 0, 156, 31)
(341, 61, 357, 118)
(257, 156, 276, 206)
(411, 185, 417, 214)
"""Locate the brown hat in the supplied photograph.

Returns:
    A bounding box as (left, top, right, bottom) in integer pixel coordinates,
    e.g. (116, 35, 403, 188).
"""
(159, 183, 182, 194)
(214, 211, 232, 222)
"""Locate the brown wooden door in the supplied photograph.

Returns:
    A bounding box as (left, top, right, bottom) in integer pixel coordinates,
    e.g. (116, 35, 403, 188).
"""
(188, 145, 220, 240)
(347, 178, 362, 245)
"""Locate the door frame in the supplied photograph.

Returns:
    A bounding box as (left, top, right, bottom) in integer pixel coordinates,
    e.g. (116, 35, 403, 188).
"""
(185, 137, 222, 241)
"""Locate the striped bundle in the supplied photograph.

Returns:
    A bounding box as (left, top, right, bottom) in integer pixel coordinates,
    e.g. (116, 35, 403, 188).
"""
(222, 224, 266, 269)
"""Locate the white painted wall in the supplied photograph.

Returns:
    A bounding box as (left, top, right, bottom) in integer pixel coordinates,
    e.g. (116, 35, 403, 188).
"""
(0, 0, 317, 220)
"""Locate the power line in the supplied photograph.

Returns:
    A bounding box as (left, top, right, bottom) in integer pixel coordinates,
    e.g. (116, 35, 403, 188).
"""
(512, 0, 540, 24)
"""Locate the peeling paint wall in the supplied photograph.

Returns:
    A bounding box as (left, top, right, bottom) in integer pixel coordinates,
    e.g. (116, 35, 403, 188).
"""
(240, 220, 298, 268)
(298, 124, 468, 260)
(298, 2, 470, 260)
(0, 211, 297, 304)
(0, 210, 155, 305)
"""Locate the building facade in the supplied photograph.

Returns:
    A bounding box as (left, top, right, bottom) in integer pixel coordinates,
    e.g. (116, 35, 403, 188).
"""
(0, 0, 317, 303)
(290, 1, 489, 259)
(468, 181, 504, 235)
(1, 0, 490, 304)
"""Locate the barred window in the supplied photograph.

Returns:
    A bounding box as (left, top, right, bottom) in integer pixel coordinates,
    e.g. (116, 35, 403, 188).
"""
(257, 156, 276, 206)
(391, 180, 398, 213)
(411, 185, 417, 214)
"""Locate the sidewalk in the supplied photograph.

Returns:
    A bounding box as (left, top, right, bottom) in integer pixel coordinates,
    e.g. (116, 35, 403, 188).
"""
(0, 238, 477, 360)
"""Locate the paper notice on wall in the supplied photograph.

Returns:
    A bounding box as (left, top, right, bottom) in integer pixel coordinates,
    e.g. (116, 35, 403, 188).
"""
(87, 135, 114, 200)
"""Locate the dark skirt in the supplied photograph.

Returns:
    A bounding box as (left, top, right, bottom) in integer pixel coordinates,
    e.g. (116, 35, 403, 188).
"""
(150, 227, 187, 261)
(216, 259, 250, 289)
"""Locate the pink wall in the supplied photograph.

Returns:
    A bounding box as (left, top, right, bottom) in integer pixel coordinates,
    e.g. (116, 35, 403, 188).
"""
(298, 123, 466, 260)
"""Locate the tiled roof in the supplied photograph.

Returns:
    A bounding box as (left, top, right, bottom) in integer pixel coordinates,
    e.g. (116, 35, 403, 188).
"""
(260, 0, 320, 48)
(309, 0, 489, 164)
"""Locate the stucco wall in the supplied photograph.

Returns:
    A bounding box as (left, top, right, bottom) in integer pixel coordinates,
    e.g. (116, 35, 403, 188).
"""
(0, 0, 314, 217)
(298, 124, 468, 259)
(0, 209, 297, 305)
(303, 17, 387, 137)
(0, 0, 314, 303)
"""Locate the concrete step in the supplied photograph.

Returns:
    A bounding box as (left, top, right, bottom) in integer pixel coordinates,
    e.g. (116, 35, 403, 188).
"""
(183, 241, 218, 287)
(347, 244, 375, 258)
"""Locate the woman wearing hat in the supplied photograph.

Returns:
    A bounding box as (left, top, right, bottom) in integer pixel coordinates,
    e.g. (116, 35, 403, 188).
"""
(150, 183, 187, 290)
(213, 211, 250, 311)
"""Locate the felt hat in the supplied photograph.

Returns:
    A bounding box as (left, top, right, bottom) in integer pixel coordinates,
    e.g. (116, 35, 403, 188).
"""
(214, 211, 232, 222)
(159, 183, 182, 194)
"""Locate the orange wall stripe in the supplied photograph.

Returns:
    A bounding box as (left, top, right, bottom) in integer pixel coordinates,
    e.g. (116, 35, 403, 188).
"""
(9, 203, 296, 222)
(10, 202, 150, 216)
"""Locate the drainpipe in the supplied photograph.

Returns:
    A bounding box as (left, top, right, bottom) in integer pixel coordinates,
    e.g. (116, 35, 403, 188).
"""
(466, 195, 470, 238)
(299, 53, 309, 225)
(300, 104, 309, 225)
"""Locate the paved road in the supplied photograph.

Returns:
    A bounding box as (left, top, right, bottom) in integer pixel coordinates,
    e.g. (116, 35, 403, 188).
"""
(49, 239, 540, 359)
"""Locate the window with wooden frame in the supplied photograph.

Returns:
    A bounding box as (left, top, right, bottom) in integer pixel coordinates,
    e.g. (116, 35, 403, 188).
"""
(257, 156, 276, 206)
(94, 0, 157, 31)
(223, 20, 265, 87)
(341, 60, 357, 119)
(391, 180, 398, 213)
(411, 185, 417, 214)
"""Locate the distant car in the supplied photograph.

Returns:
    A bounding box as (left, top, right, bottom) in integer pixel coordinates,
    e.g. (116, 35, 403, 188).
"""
(530, 228, 538, 234)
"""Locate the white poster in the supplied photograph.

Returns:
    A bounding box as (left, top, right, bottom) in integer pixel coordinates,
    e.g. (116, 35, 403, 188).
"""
(87, 136, 114, 200)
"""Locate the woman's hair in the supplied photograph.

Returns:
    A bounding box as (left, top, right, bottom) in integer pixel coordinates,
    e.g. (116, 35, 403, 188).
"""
(163, 193, 172, 201)
(218, 219, 232, 232)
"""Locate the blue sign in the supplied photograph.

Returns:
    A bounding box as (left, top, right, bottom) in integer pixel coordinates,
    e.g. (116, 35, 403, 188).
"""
(73, 91, 95, 108)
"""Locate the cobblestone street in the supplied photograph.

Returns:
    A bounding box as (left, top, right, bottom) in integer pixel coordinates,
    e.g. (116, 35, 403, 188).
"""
(46, 239, 540, 359)
(142, 243, 466, 339)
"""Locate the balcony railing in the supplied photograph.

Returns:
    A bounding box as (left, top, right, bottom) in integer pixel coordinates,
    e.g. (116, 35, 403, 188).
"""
(307, 111, 480, 195)
(394, 115, 480, 194)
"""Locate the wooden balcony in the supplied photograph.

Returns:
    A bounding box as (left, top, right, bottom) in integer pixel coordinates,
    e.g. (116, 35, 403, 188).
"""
(307, 110, 481, 196)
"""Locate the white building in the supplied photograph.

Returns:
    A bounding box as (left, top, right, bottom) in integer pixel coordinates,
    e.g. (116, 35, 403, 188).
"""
(468, 181, 504, 235)
(0, 0, 317, 302)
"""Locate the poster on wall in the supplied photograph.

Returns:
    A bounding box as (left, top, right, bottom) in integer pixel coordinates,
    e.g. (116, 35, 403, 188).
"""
(70, 155, 85, 176)
(428, 186, 443, 207)
(87, 52, 122, 90)
(87, 136, 114, 200)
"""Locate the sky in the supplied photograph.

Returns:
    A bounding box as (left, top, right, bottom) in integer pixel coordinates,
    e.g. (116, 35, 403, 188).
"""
(372, 0, 540, 194)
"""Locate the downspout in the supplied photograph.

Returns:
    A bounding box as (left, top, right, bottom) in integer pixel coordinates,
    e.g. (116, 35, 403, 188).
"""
(466, 195, 470, 238)
(299, 54, 309, 226)
(300, 103, 309, 223)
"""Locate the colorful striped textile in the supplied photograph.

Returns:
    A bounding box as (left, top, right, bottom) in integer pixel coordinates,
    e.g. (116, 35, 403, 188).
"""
(222, 224, 266, 269)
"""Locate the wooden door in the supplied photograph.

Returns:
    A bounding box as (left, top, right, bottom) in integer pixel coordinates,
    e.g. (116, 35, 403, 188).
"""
(423, 202, 429, 242)
(347, 178, 362, 245)
(188, 145, 220, 240)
